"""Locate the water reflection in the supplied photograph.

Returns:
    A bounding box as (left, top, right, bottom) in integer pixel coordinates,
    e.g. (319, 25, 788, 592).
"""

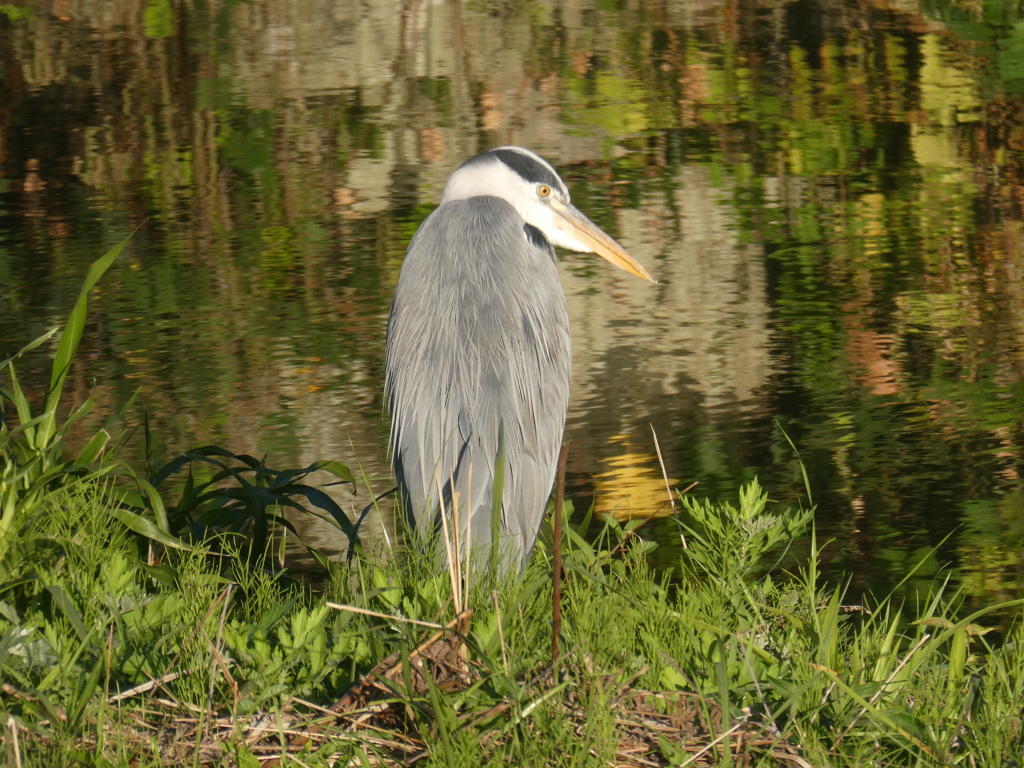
(3, 0, 1024, 606)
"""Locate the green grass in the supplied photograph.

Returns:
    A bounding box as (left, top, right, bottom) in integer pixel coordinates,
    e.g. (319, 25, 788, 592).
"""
(2, 244, 1024, 767)
(1, 475, 1022, 766)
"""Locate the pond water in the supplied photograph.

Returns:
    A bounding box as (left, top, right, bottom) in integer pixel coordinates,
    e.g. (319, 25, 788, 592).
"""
(3, 0, 1024, 608)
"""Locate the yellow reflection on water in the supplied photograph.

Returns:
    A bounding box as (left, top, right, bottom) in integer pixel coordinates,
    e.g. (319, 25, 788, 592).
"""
(592, 435, 678, 521)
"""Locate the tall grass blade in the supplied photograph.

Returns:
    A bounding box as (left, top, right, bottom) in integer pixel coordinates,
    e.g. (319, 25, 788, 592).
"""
(0, 327, 58, 370)
(45, 585, 89, 642)
(4, 363, 40, 449)
(107, 505, 188, 550)
(41, 233, 131, 447)
(66, 655, 106, 731)
(778, 422, 813, 507)
(73, 429, 110, 467)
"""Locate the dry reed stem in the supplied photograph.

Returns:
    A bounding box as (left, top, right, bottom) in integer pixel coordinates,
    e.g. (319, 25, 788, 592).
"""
(650, 424, 677, 518)
(325, 603, 448, 630)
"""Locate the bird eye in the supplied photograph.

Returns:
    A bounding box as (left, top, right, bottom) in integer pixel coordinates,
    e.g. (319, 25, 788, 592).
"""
(538, 185, 551, 198)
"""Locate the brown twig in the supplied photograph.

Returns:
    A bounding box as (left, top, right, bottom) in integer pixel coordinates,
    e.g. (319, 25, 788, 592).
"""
(329, 609, 473, 715)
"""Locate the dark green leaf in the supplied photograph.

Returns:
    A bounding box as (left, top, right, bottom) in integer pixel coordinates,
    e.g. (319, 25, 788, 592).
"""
(107, 506, 190, 550)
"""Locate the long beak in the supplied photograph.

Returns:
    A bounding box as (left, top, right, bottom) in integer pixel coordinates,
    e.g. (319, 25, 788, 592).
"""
(550, 200, 657, 284)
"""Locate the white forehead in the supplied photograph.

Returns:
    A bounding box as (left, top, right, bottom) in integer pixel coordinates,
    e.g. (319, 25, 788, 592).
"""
(441, 146, 569, 205)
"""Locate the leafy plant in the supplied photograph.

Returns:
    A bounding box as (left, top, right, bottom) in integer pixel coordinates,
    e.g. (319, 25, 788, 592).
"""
(148, 445, 361, 564)
(0, 235, 184, 587)
(677, 478, 813, 590)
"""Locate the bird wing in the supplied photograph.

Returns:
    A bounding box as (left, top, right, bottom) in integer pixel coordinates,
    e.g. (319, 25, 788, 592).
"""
(385, 196, 571, 566)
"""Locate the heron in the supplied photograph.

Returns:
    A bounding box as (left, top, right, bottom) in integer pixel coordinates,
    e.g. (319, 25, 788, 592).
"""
(385, 146, 655, 572)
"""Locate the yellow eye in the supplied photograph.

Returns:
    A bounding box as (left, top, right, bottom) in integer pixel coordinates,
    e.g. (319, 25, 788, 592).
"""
(538, 185, 551, 198)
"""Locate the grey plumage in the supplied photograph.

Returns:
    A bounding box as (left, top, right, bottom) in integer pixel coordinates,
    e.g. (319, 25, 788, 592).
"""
(385, 146, 654, 570)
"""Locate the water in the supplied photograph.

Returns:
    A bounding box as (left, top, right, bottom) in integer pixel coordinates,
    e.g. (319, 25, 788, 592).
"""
(2, 0, 1024, 607)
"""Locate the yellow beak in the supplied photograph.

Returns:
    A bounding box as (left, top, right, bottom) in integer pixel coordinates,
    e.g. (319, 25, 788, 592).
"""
(550, 199, 656, 284)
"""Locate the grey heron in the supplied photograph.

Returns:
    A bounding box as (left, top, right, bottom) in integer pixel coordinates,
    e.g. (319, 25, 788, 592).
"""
(385, 146, 655, 571)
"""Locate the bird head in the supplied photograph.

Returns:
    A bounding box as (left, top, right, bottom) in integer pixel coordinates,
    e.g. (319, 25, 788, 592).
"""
(440, 146, 656, 283)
